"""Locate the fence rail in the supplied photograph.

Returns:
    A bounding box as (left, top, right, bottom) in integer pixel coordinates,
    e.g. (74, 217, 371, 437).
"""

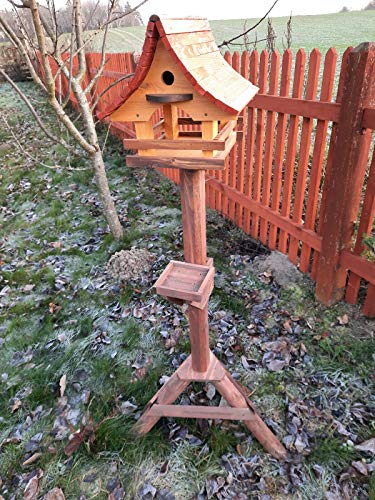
(34, 43, 375, 317)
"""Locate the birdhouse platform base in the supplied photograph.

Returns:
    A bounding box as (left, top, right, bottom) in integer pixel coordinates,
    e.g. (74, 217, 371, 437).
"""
(132, 350, 288, 460)
(154, 260, 214, 306)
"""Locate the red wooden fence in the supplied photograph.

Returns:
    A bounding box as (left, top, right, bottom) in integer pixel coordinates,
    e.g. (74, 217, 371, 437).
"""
(35, 43, 375, 317)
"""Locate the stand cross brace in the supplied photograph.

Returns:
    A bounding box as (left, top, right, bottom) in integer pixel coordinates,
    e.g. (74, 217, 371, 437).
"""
(133, 352, 287, 460)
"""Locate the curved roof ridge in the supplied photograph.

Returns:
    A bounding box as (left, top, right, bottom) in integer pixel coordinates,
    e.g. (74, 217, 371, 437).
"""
(99, 15, 258, 120)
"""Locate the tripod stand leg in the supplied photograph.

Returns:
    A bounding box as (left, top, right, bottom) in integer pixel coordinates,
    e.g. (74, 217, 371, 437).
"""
(214, 374, 287, 460)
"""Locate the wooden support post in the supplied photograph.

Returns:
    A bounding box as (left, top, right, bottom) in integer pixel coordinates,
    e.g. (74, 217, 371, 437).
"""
(163, 104, 179, 139)
(315, 42, 375, 304)
(134, 121, 155, 156)
(180, 169, 207, 265)
(179, 168, 210, 372)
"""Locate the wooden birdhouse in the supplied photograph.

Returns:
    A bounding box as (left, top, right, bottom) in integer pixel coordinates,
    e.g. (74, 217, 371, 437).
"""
(101, 15, 259, 170)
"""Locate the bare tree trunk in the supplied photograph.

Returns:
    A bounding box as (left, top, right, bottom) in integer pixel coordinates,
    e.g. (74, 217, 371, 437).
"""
(72, 76, 124, 240)
(92, 150, 123, 240)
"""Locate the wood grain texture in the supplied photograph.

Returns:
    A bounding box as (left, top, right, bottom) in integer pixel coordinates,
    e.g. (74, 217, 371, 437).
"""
(147, 405, 255, 420)
(260, 50, 280, 244)
(345, 148, 375, 307)
(154, 260, 214, 303)
(288, 48, 321, 265)
(278, 49, 306, 253)
(268, 50, 292, 250)
(214, 375, 287, 460)
(299, 48, 337, 272)
(315, 43, 375, 304)
(251, 50, 268, 239)
(243, 50, 258, 234)
(311, 47, 353, 280)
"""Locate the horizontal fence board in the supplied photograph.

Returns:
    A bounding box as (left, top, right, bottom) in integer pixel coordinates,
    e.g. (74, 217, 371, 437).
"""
(340, 251, 375, 285)
(249, 94, 341, 122)
(206, 176, 322, 252)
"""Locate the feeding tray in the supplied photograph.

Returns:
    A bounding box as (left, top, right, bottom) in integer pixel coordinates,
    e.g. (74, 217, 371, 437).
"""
(154, 260, 214, 304)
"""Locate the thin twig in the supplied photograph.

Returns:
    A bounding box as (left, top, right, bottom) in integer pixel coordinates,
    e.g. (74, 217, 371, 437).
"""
(218, 0, 279, 48)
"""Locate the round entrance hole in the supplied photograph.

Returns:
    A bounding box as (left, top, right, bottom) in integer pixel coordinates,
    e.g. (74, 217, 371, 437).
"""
(162, 70, 174, 86)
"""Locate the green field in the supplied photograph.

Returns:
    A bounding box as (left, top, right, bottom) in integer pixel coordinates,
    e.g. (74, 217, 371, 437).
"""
(89, 10, 375, 55)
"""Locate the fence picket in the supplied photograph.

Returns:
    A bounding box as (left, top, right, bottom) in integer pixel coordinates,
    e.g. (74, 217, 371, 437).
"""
(299, 48, 337, 273)
(221, 51, 232, 218)
(278, 49, 306, 253)
(251, 50, 268, 239)
(268, 49, 292, 250)
(243, 50, 259, 234)
(311, 47, 353, 279)
(235, 50, 249, 229)
(288, 48, 321, 265)
(259, 50, 280, 244)
(345, 147, 375, 307)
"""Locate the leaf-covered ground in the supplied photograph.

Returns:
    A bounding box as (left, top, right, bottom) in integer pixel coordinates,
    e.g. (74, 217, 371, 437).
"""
(0, 82, 374, 499)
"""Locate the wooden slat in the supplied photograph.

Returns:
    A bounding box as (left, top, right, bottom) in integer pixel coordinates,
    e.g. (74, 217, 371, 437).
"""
(235, 51, 249, 229)
(202, 120, 218, 209)
(123, 137, 226, 151)
(278, 49, 306, 253)
(345, 146, 375, 303)
(228, 51, 240, 222)
(362, 107, 375, 129)
(158, 18, 211, 35)
(147, 404, 256, 420)
(363, 285, 375, 317)
(299, 48, 337, 273)
(206, 176, 322, 251)
(311, 47, 353, 279)
(243, 50, 258, 233)
(315, 43, 374, 304)
(288, 49, 321, 265)
(339, 250, 375, 285)
(268, 49, 292, 250)
(221, 51, 232, 217)
(249, 94, 341, 122)
(251, 50, 268, 239)
(259, 50, 280, 244)
(126, 153, 226, 170)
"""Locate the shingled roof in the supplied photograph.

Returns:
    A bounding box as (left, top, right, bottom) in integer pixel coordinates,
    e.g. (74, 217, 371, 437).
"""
(101, 15, 258, 119)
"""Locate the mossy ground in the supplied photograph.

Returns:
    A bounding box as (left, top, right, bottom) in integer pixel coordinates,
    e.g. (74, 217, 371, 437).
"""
(0, 82, 374, 499)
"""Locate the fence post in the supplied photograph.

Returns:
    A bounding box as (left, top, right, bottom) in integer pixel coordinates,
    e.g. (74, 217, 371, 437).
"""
(315, 42, 375, 304)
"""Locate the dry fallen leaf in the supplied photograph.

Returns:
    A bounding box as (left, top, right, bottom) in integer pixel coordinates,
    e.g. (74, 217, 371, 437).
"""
(64, 423, 95, 456)
(22, 453, 42, 467)
(351, 461, 368, 475)
(24, 476, 39, 500)
(337, 314, 349, 325)
(355, 438, 375, 454)
(11, 399, 22, 413)
(45, 487, 66, 500)
(59, 374, 67, 398)
(49, 241, 62, 249)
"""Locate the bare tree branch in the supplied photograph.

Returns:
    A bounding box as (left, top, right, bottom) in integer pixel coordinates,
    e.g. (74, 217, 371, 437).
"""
(90, 71, 134, 111)
(218, 0, 279, 48)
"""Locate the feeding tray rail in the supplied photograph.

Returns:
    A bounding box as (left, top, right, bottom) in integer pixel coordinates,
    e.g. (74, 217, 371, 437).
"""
(124, 119, 240, 170)
(154, 260, 214, 307)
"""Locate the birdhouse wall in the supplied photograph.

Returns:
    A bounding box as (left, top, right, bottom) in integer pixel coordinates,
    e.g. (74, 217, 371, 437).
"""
(110, 41, 237, 123)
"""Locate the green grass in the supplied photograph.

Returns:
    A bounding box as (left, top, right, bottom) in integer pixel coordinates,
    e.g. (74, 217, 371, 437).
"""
(1, 80, 374, 499)
(87, 10, 375, 55)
